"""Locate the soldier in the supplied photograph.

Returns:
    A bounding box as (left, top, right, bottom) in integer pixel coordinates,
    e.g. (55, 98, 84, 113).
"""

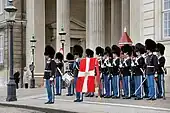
(73, 45, 84, 102)
(85, 49, 95, 97)
(95, 46, 105, 97)
(111, 45, 120, 99)
(155, 43, 166, 99)
(55, 52, 64, 96)
(44, 45, 56, 104)
(130, 46, 136, 97)
(121, 44, 132, 99)
(103, 47, 112, 98)
(66, 53, 75, 96)
(133, 43, 146, 100)
(145, 39, 158, 100)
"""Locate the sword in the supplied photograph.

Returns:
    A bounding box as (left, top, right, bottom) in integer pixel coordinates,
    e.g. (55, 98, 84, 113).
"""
(133, 68, 146, 95)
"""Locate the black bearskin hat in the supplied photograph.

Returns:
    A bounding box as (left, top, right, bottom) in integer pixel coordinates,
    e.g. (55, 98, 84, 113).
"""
(131, 45, 137, 57)
(66, 53, 74, 60)
(104, 46, 112, 57)
(111, 45, 120, 57)
(55, 52, 63, 61)
(156, 43, 165, 55)
(145, 39, 156, 52)
(95, 46, 104, 56)
(135, 43, 146, 54)
(86, 49, 94, 58)
(44, 45, 55, 58)
(121, 44, 132, 56)
(73, 45, 83, 57)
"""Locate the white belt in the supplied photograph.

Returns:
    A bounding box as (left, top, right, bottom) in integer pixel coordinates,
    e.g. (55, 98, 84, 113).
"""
(78, 70, 95, 77)
(44, 70, 51, 72)
(147, 66, 154, 67)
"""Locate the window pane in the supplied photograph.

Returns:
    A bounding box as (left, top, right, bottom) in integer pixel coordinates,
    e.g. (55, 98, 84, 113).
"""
(164, 29, 167, 37)
(164, 21, 167, 29)
(164, 13, 168, 20)
(168, 29, 170, 36)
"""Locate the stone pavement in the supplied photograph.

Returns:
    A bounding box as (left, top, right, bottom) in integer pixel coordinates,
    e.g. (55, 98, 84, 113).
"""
(0, 88, 170, 113)
(0, 105, 44, 113)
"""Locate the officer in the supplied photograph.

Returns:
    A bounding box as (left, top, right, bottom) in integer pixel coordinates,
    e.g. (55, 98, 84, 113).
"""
(145, 39, 158, 100)
(44, 45, 56, 104)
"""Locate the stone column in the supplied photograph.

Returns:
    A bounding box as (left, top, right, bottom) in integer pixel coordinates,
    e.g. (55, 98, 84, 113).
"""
(86, 0, 89, 48)
(26, 0, 45, 74)
(111, 0, 122, 45)
(121, 0, 130, 34)
(105, 0, 111, 46)
(56, 0, 70, 58)
(87, 0, 105, 51)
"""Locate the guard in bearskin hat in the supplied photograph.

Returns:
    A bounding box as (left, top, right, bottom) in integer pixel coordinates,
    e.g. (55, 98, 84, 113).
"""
(130, 45, 136, 97)
(95, 46, 105, 97)
(73, 45, 84, 102)
(84, 49, 95, 97)
(44, 45, 56, 104)
(103, 46, 112, 98)
(66, 53, 75, 96)
(55, 52, 64, 95)
(145, 39, 158, 100)
(111, 45, 121, 99)
(155, 43, 166, 99)
(133, 43, 146, 100)
(120, 44, 132, 99)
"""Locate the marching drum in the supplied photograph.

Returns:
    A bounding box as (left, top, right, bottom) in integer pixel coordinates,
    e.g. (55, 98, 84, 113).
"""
(62, 72, 74, 87)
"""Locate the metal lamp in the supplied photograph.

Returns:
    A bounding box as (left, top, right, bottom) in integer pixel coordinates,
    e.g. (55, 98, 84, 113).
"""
(30, 36, 36, 88)
(59, 26, 66, 54)
(5, 0, 17, 102)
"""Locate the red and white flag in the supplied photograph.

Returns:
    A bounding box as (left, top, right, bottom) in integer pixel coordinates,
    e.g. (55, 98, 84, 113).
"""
(76, 57, 99, 93)
(59, 48, 63, 54)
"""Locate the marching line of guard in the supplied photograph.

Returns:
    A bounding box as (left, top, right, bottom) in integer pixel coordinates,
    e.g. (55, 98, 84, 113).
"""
(43, 39, 167, 104)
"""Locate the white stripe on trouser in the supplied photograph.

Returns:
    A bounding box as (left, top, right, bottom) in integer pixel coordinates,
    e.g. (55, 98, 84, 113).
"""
(128, 76, 130, 97)
(161, 74, 164, 97)
(80, 93, 82, 100)
(110, 80, 112, 96)
(140, 76, 142, 98)
(71, 83, 73, 94)
(117, 75, 119, 97)
(59, 76, 61, 94)
(154, 79, 157, 99)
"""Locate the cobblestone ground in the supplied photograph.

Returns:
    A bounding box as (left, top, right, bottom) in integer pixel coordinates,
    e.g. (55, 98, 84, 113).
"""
(0, 106, 45, 113)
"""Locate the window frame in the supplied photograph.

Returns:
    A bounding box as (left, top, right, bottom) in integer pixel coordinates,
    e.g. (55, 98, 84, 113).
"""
(0, 35, 4, 64)
(162, 0, 170, 39)
(0, 0, 4, 15)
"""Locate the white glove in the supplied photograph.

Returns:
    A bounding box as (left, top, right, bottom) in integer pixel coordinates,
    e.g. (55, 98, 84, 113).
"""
(50, 77, 54, 81)
(76, 58, 79, 62)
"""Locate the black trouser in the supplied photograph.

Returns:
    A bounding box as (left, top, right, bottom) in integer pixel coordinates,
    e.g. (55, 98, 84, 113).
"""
(25, 83, 28, 89)
(16, 83, 19, 89)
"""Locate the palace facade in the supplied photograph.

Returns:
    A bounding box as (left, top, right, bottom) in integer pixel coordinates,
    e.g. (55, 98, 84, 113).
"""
(0, 0, 170, 91)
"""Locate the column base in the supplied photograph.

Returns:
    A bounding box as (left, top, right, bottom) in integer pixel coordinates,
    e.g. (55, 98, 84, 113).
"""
(6, 79, 17, 102)
(30, 78, 35, 88)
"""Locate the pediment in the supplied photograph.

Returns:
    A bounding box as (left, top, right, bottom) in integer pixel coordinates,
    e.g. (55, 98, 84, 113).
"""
(70, 17, 86, 31)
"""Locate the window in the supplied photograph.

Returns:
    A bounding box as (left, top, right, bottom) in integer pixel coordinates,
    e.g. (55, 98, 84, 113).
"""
(0, 35, 4, 64)
(163, 0, 170, 39)
(0, 0, 4, 14)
